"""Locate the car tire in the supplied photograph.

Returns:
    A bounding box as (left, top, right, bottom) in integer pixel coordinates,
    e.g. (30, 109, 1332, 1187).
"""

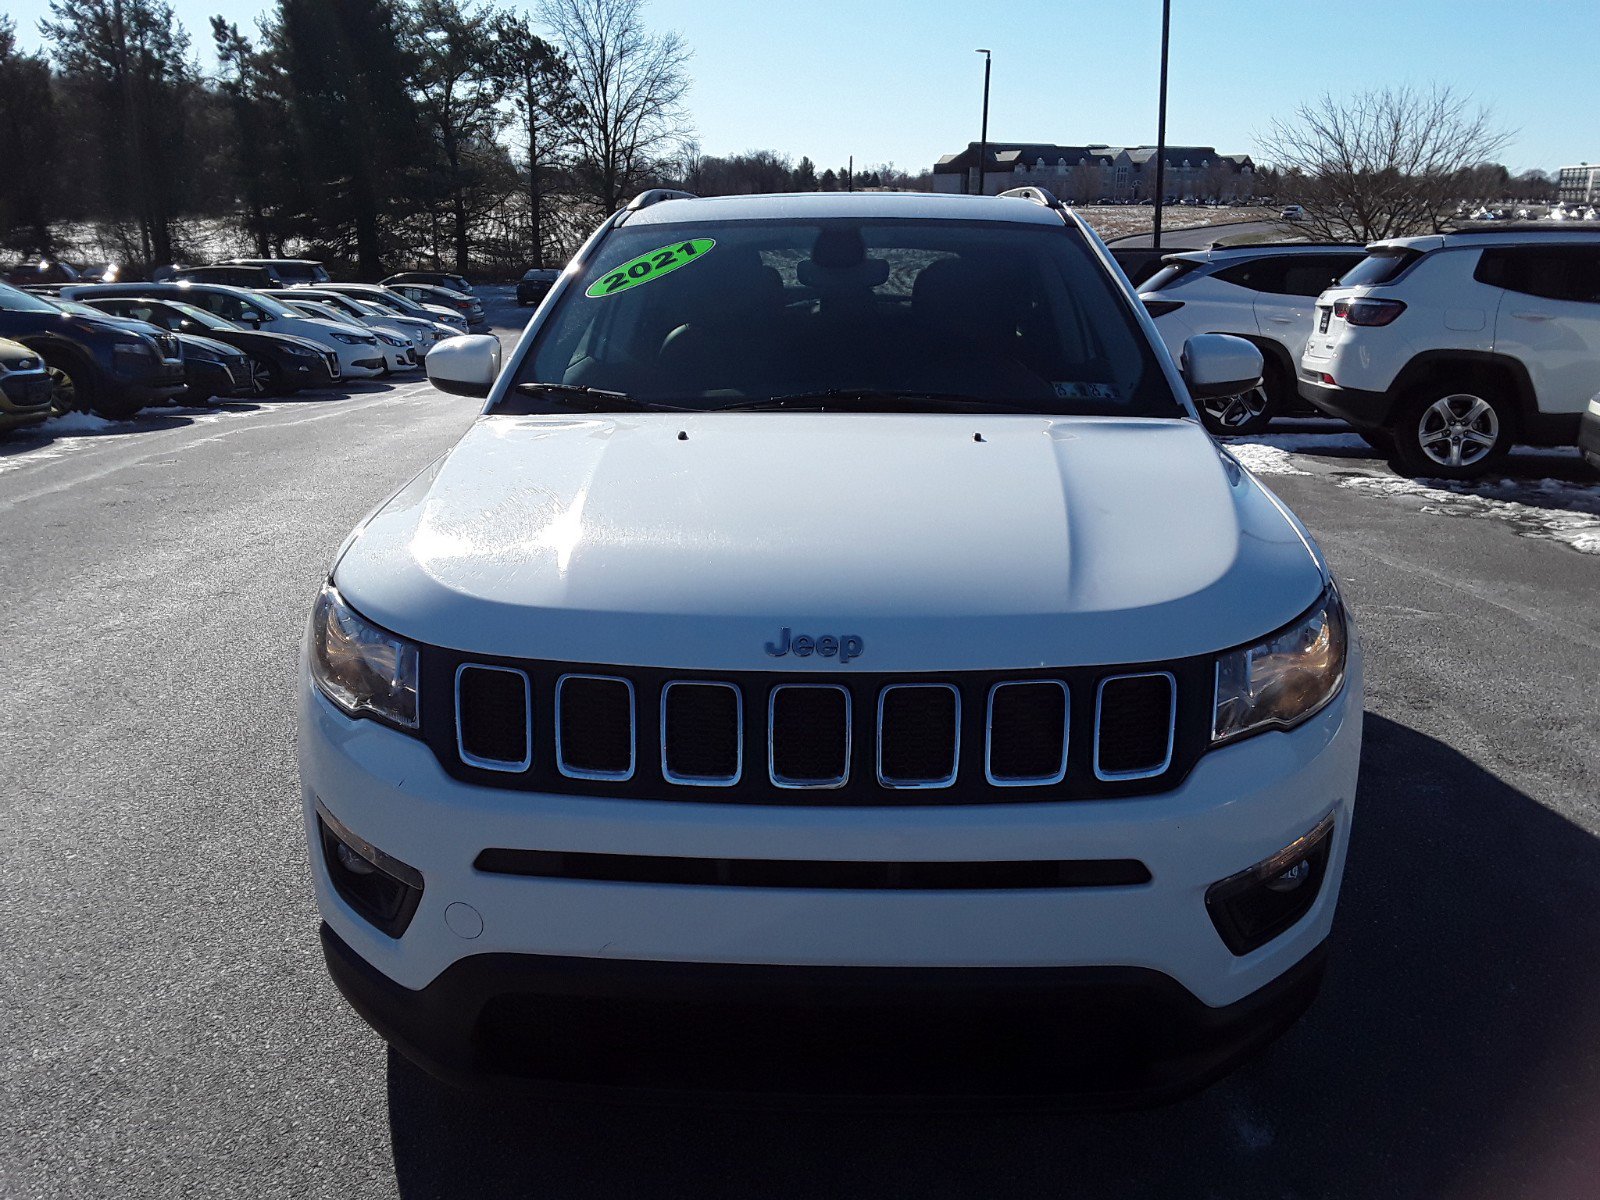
(42, 351, 121, 418)
(245, 357, 274, 397)
(1197, 357, 1286, 438)
(1390, 384, 1515, 480)
(1356, 427, 1396, 455)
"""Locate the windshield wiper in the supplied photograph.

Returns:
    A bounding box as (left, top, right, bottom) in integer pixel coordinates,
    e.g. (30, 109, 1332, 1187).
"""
(719, 389, 1034, 413)
(510, 382, 688, 412)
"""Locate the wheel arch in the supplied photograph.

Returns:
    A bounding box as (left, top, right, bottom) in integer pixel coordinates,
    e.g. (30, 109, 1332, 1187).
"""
(1389, 351, 1535, 436)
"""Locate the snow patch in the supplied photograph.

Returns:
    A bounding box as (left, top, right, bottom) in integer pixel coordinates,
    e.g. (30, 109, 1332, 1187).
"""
(41, 412, 118, 434)
(1339, 474, 1600, 555)
(1228, 443, 1309, 476)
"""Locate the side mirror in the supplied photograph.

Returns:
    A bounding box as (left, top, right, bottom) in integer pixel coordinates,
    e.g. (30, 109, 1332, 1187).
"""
(1180, 333, 1263, 399)
(239, 309, 265, 327)
(425, 334, 500, 398)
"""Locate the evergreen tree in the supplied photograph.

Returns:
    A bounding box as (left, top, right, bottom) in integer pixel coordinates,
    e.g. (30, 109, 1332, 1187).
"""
(488, 10, 573, 268)
(266, 0, 428, 275)
(791, 155, 817, 191)
(819, 168, 838, 192)
(0, 19, 60, 252)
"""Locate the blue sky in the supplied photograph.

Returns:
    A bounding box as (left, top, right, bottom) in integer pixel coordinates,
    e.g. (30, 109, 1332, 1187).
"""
(8, 0, 1594, 173)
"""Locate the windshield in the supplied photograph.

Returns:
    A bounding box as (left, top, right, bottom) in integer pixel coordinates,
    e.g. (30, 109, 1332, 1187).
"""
(0, 281, 66, 314)
(508, 217, 1179, 416)
(165, 301, 237, 331)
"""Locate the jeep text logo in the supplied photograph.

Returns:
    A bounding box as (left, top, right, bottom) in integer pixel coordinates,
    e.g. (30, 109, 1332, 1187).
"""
(765, 628, 863, 664)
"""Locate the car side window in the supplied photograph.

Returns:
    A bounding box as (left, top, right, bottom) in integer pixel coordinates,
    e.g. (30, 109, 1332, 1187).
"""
(1277, 256, 1364, 297)
(1476, 247, 1600, 304)
(1212, 260, 1278, 292)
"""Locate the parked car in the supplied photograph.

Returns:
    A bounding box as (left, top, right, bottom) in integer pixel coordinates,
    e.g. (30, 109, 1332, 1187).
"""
(304, 187, 1362, 1102)
(384, 281, 486, 328)
(1580, 392, 1600, 473)
(171, 264, 284, 289)
(222, 258, 331, 286)
(64, 282, 386, 380)
(0, 336, 54, 433)
(516, 268, 560, 307)
(74, 295, 339, 395)
(1279, 205, 1305, 222)
(263, 288, 443, 355)
(51, 298, 255, 404)
(1301, 227, 1600, 477)
(380, 271, 473, 296)
(281, 298, 417, 372)
(3, 260, 81, 286)
(314, 283, 468, 335)
(0, 281, 185, 418)
(1139, 242, 1367, 434)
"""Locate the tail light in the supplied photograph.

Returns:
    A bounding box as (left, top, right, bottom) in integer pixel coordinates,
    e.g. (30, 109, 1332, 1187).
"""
(1142, 299, 1184, 318)
(1333, 298, 1406, 327)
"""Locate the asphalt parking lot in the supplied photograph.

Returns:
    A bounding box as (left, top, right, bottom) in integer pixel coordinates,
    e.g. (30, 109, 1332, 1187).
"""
(2, 285, 1598, 1200)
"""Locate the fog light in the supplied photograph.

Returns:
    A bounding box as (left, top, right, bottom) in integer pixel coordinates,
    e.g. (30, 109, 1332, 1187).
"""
(1206, 814, 1334, 956)
(316, 801, 424, 938)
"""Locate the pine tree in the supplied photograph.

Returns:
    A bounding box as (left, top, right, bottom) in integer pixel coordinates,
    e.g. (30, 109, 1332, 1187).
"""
(819, 168, 838, 192)
(791, 155, 817, 191)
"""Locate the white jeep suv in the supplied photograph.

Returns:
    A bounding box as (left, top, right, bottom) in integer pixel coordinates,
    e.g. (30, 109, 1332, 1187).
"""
(1140, 243, 1366, 434)
(300, 189, 1363, 1103)
(1300, 228, 1600, 477)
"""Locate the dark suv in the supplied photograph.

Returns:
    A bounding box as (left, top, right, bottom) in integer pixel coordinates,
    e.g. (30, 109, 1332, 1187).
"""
(381, 271, 472, 296)
(172, 265, 285, 289)
(0, 282, 185, 418)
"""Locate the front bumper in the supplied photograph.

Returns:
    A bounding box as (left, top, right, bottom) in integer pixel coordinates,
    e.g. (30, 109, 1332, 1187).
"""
(1296, 372, 1393, 429)
(0, 372, 54, 426)
(322, 920, 1328, 1104)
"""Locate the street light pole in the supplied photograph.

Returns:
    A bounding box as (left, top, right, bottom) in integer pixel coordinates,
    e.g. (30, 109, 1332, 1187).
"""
(1152, 0, 1171, 250)
(975, 48, 992, 196)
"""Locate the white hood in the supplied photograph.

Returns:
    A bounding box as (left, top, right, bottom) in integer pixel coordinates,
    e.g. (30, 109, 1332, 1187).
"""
(333, 413, 1326, 671)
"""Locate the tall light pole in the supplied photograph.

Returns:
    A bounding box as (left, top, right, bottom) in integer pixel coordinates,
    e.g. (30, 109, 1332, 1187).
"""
(975, 49, 992, 196)
(1151, 0, 1171, 249)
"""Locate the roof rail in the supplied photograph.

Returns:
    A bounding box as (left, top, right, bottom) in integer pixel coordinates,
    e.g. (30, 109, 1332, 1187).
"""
(1203, 239, 1365, 251)
(626, 189, 699, 211)
(996, 186, 1064, 211)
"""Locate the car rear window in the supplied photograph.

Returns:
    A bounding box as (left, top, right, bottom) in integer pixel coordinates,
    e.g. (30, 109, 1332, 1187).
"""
(1140, 260, 1204, 292)
(511, 216, 1183, 418)
(1339, 250, 1422, 287)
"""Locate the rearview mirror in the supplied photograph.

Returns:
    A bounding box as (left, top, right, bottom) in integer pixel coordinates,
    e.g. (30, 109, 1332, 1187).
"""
(1180, 334, 1263, 400)
(425, 334, 500, 398)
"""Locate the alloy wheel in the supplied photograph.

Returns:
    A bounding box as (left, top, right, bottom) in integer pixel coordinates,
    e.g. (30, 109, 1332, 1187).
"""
(47, 366, 78, 416)
(1417, 393, 1499, 469)
(1201, 386, 1270, 432)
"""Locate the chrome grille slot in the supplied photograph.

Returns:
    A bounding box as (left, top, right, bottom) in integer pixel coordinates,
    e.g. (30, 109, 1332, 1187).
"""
(1094, 672, 1176, 781)
(876, 684, 959, 788)
(557, 675, 636, 780)
(661, 681, 742, 786)
(986, 681, 1069, 785)
(768, 685, 851, 788)
(454, 664, 532, 772)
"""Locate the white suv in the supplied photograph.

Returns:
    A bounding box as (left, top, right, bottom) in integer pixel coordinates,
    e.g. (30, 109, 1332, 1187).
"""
(1140, 243, 1366, 433)
(300, 189, 1362, 1102)
(1300, 228, 1600, 477)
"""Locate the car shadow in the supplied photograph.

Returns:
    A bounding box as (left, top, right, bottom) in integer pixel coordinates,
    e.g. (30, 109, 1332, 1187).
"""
(382, 713, 1600, 1199)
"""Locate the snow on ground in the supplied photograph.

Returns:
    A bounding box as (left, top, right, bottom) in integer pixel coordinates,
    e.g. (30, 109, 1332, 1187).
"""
(1339, 474, 1600, 556)
(1227, 443, 1309, 475)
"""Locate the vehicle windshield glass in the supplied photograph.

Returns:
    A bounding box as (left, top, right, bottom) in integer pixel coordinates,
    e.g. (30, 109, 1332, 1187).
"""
(164, 301, 237, 331)
(508, 217, 1180, 416)
(364, 291, 421, 316)
(262, 262, 327, 284)
(1339, 249, 1420, 287)
(0, 282, 65, 313)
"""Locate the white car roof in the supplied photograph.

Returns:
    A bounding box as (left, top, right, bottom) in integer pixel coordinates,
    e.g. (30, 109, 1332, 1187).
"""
(622, 191, 1068, 228)
(1368, 228, 1600, 253)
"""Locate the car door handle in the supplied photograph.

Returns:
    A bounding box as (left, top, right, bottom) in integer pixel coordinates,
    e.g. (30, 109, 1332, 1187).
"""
(1511, 311, 1555, 321)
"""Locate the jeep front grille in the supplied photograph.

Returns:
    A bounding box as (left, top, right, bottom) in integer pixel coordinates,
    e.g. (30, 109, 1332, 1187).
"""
(428, 655, 1204, 806)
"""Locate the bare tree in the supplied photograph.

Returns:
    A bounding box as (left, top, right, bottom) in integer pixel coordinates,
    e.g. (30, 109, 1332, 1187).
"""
(1260, 85, 1513, 240)
(536, 0, 692, 214)
(488, 10, 572, 268)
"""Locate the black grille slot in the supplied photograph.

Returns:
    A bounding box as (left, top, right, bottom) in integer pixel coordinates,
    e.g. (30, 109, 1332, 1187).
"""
(769, 685, 850, 787)
(557, 675, 635, 779)
(662, 682, 742, 784)
(474, 848, 1152, 890)
(877, 685, 959, 787)
(987, 681, 1069, 784)
(1095, 673, 1175, 779)
(455, 665, 531, 770)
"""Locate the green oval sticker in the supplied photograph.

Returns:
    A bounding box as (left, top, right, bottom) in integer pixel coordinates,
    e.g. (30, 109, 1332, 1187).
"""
(585, 239, 716, 298)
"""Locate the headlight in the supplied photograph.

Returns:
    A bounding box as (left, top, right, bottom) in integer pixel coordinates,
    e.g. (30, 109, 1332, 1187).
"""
(308, 584, 419, 729)
(378, 332, 407, 347)
(1212, 585, 1347, 745)
(112, 342, 155, 369)
(330, 331, 364, 344)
